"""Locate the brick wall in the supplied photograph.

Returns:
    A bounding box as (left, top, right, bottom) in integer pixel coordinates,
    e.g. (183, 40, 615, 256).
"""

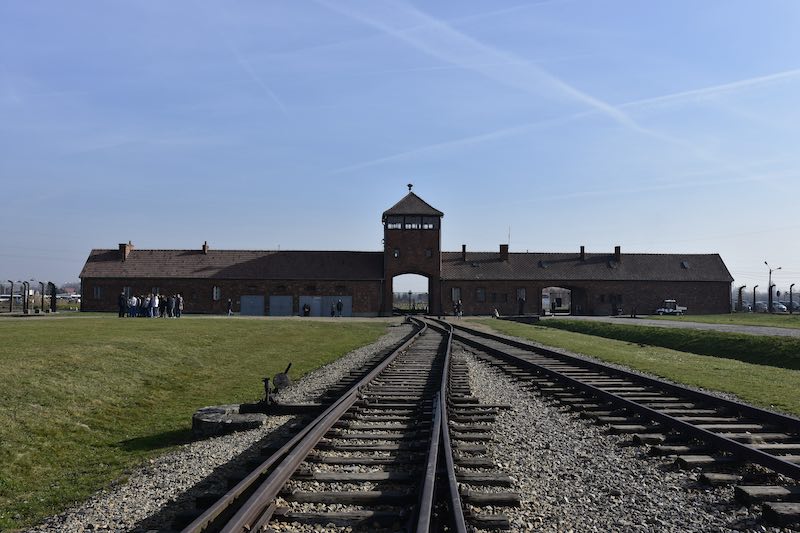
(383, 226, 442, 315)
(80, 278, 383, 315)
(440, 280, 731, 316)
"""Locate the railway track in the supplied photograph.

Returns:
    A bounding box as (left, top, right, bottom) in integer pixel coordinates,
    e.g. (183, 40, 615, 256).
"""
(440, 319, 800, 527)
(181, 319, 518, 532)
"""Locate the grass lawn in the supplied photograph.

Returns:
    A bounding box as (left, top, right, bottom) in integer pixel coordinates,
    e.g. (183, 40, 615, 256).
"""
(0, 315, 390, 530)
(651, 312, 800, 330)
(539, 319, 800, 371)
(473, 319, 800, 418)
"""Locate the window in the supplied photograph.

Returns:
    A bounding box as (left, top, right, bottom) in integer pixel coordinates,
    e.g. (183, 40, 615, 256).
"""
(393, 248, 400, 258)
(386, 216, 403, 230)
(425, 249, 433, 258)
(404, 216, 422, 229)
(123, 287, 132, 298)
(516, 288, 526, 301)
(451, 287, 461, 302)
(212, 286, 221, 301)
(490, 292, 497, 303)
(92, 286, 103, 299)
(422, 217, 438, 230)
(476, 288, 486, 302)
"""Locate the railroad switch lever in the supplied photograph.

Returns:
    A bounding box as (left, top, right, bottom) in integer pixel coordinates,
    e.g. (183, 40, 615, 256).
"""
(273, 362, 293, 391)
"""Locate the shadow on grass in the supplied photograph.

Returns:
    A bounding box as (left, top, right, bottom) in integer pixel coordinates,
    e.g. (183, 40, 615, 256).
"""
(116, 428, 194, 452)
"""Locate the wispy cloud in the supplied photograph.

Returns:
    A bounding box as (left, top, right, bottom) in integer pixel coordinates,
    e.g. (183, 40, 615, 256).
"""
(331, 111, 591, 175)
(621, 68, 800, 112)
(222, 40, 289, 117)
(315, 0, 649, 132)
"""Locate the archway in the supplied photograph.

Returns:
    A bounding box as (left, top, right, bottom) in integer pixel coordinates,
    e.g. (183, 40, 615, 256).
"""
(392, 273, 429, 314)
(542, 286, 573, 315)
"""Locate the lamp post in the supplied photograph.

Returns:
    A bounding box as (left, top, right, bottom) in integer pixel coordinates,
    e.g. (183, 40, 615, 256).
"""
(765, 261, 781, 313)
(791, 283, 796, 315)
(7, 280, 13, 313)
(21, 281, 29, 313)
(737, 285, 746, 312)
(753, 285, 758, 313)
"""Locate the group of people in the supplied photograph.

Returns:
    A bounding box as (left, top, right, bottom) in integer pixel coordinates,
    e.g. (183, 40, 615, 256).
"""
(453, 299, 463, 318)
(118, 291, 184, 318)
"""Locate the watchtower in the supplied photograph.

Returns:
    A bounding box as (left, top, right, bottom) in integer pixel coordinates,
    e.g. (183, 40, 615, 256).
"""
(382, 185, 443, 315)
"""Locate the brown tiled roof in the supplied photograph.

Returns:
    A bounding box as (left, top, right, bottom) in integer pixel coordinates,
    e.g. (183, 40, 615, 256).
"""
(382, 192, 443, 220)
(80, 249, 384, 280)
(441, 252, 733, 282)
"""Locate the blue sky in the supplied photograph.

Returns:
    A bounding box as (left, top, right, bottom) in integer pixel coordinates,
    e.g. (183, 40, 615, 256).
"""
(2, 1, 800, 294)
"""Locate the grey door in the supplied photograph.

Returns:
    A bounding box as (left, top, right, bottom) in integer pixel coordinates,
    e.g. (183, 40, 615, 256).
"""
(269, 295, 293, 316)
(299, 296, 323, 317)
(322, 296, 352, 317)
(240, 295, 265, 316)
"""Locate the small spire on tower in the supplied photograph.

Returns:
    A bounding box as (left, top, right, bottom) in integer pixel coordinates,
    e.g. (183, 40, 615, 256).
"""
(407, 183, 413, 192)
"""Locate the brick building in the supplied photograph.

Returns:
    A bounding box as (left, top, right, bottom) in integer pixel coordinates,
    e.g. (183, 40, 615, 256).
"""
(80, 189, 733, 316)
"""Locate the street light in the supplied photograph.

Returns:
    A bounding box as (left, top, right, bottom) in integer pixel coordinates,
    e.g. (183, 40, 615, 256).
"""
(765, 261, 781, 313)
(753, 285, 758, 313)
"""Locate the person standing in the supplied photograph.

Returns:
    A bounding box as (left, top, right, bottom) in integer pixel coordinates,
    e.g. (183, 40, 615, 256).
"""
(150, 293, 158, 318)
(118, 291, 127, 318)
(227, 298, 233, 316)
(168, 294, 176, 318)
(128, 294, 138, 317)
(176, 293, 183, 318)
(336, 298, 343, 317)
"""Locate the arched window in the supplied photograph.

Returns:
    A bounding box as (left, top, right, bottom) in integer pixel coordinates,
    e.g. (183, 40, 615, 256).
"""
(212, 286, 221, 301)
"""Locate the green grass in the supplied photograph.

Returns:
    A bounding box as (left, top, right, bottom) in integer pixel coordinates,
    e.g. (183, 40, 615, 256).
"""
(651, 312, 800, 330)
(0, 316, 390, 530)
(539, 319, 800, 371)
(474, 319, 800, 417)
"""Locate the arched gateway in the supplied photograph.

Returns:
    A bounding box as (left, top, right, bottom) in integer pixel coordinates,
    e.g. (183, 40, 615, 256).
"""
(381, 185, 443, 316)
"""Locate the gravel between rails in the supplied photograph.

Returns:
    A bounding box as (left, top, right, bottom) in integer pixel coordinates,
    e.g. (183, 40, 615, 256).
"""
(26, 321, 411, 533)
(459, 344, 792, 532)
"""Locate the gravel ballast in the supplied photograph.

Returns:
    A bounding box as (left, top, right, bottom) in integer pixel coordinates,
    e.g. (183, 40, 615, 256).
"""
(459, 344, 790, 532)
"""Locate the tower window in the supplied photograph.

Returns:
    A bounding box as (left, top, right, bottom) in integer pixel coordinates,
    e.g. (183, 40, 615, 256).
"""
(422, 217, 438, 229)
(386, 216, 402, 230)
(404, 216, 422, 229)
(393, 249, 400, 258)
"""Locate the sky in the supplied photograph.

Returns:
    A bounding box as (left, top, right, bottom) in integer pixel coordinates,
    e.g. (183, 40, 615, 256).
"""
(2, 1, 800, 295)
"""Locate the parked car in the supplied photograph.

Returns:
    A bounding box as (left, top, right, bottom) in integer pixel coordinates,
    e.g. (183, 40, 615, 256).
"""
(655, 299, 687, 315)
(779, 301, 800, 312)
(772, 302, 788, 313)
(754, 301, 769, 312)
(737, 303, 752, 312)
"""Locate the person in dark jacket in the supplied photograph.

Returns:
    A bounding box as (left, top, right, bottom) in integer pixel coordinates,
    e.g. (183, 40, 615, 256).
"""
(118, 291, 127, 318)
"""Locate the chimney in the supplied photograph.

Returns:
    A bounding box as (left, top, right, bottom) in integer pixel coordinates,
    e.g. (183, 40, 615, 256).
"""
(202, 241, 209, 254)
(461, 244, 467, 262)
(499, 244, 509, 261)
(580, 245, 585, 261)
(614, 245, 621, 262)
(118, 241, 133, 262)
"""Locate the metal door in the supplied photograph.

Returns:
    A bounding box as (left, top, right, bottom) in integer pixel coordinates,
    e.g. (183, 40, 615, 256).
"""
(240, 295, 265, 316)
(322, 296, 353, 317)
(269, 295, 293, 316)
(299, 296, 323, 316)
